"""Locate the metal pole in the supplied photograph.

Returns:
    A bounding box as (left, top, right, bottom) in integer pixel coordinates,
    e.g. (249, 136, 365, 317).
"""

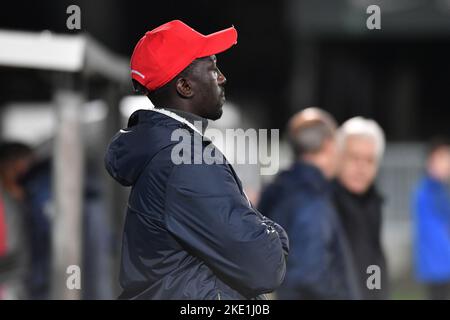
(52, 76, 84, 300)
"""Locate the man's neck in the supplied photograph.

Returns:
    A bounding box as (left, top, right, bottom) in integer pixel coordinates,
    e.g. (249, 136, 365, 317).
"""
(299, 156, 325, 174)
(161, 107, 209, 134)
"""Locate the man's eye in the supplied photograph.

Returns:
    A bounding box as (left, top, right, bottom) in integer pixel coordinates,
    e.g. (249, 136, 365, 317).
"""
(212, 70, 218, 78)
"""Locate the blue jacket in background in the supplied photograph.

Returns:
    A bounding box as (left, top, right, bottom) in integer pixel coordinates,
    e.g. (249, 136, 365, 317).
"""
(258, 162, 360, 299)
(104, 109, 289, 300)
(413, 175, 450, 282)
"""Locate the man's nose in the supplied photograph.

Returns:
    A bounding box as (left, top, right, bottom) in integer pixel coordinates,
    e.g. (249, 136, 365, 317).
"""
(218, 71, 227, 85)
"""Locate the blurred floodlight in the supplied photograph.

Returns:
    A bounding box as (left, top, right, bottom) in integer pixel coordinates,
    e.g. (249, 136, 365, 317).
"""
(1, 101, 108, 145)
(119, 95, 154, 119)
(1, 103, 55, 145)
(83, 100, 108, 123)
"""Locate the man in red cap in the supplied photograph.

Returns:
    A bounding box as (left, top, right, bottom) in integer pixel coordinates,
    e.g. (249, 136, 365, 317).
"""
(105, 20, 289, 300)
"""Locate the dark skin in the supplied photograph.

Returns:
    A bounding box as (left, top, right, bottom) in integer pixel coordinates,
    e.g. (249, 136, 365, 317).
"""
(144, 55, 227, 120)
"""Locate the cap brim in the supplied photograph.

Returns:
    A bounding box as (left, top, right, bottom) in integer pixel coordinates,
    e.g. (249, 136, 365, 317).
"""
(197, 26, 238, 58)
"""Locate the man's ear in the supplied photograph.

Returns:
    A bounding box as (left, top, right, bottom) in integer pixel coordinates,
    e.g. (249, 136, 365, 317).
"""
(175, 77, 194, 98)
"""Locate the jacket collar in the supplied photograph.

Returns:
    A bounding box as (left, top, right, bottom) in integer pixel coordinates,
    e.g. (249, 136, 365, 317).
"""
(155, 107, 209, 135)
(150, 107, 251, 206)
(423, 173, 448, 189)
(333, 179, 383, 204)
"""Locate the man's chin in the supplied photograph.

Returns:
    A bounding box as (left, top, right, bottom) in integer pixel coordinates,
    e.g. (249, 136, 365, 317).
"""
(210, 108, 223, 121)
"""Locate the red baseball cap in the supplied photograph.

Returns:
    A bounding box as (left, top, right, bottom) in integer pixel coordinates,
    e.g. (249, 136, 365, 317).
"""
(130, 20, 238, 92)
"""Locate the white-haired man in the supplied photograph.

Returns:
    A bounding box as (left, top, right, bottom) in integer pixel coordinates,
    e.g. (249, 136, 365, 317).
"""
(332, 117, 389, 299)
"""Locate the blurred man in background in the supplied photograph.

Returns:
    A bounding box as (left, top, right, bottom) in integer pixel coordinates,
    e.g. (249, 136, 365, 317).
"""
(413, 138, 450, 300)
(333, 117, 389, 300)
(258, 108, 360, 299)
(0, 142, 33, 299)
(20, 158, 52, 300)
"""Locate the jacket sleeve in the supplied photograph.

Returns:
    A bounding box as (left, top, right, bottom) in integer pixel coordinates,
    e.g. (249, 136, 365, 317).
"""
(164, 162, 288, 298)
(259, 214, 289, 258)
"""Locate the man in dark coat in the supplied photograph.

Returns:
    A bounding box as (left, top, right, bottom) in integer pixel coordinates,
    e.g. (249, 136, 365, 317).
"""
(332, 117, 389, 299)
(258, 108, 360, 300)
(104, 20, 289, 300)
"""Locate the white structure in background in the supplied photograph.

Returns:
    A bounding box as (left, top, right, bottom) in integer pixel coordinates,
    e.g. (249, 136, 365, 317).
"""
(1, 101, 108, 146)
(0, 29, 129, 300)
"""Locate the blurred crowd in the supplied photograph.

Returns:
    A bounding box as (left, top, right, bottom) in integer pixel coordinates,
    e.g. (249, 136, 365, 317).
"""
(0, 143, 112, 299)
(258, 108, 450, 300)
(1, 107, 450, 300)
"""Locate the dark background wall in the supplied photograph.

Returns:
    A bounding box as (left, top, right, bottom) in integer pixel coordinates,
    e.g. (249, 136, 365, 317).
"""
(1, 0, 449, 141)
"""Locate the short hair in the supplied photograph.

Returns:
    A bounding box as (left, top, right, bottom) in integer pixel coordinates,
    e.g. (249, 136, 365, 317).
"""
(132, 59, 200, 107)
(288, 107, 337, 156)
(426, 136, 450, 158)
(338, 117, 386, 160)
(0, 142, 33, 167)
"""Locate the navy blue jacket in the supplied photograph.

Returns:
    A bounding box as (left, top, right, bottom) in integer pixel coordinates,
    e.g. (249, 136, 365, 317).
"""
(104, 109, 289, 300)
(258, 162, 360, 299)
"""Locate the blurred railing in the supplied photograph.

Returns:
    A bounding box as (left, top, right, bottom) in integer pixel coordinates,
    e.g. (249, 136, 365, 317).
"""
(377, 143, 425, 282)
